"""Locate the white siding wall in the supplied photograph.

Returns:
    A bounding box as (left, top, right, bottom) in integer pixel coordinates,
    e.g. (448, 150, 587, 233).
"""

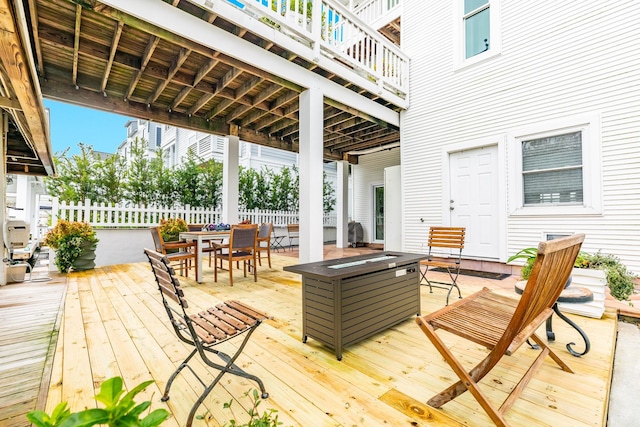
(402, 1, 640, 272)
(352, 149, 401, 243)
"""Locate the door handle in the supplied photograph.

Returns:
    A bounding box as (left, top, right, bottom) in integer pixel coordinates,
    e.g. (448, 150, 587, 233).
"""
(450, 199, 455, 211)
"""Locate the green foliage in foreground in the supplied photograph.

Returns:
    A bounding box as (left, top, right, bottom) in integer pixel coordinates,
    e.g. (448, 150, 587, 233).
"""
(27, 377, 169, 427)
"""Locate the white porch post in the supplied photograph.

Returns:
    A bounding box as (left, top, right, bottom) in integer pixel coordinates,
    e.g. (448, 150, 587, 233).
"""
(336, 160, 349, 248)
(0, 113, 7, 285)
(298, 86, 324, 263)
(222, 132, 239, 225)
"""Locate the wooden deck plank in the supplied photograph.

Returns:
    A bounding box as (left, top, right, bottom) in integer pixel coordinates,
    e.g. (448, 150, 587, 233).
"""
(1, 252, 617, 427)
(0, 278, 66, 427)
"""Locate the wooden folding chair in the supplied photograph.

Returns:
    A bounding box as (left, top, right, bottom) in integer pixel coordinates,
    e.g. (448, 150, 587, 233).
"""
(419, 226, 465, 305)
(144, 248, 270, 426)
(416, 234, 584, 427)
(287, 223, 299, 250)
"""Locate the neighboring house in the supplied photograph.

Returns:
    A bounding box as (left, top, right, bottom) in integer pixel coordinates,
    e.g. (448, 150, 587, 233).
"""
(349, 1, 640, 273)
(117, 119, 163, 162)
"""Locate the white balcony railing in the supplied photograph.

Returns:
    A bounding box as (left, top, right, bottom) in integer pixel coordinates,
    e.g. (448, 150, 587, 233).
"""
(353, 0, 401, 29)
(189, 0, 408, 104)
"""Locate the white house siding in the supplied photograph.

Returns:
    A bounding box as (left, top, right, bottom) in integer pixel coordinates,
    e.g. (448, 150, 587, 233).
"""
(401, 1, 640, 273)
(352, 149, 401, 243)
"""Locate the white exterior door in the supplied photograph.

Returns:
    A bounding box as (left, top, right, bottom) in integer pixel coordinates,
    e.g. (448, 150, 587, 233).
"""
(449, 146, 500, 259)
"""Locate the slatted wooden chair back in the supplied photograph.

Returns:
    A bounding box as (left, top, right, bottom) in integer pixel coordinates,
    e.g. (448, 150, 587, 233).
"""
(496, 233, 584, 355)
(144, 248, 270, 426)
(427, 226, 465, 254)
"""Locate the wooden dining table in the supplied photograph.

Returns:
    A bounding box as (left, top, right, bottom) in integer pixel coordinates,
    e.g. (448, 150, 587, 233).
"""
(179, 230, 230, 283)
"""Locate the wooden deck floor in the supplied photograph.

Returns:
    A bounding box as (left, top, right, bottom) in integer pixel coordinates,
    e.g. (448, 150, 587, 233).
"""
(4, 252, 618, 426)
(0, 270, 67, 426)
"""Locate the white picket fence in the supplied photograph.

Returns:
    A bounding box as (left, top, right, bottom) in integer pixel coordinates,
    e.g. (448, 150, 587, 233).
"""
(50, 198, 337, 229)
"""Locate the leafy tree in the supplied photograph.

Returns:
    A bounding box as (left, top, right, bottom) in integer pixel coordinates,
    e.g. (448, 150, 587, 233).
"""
(45, 143, 101, 203)
(174, 149, 203, 207)
(46, 140, 337, 213)
(95, 152, 127, 204)
(239, 167, 262, 210)
(124, 138, 155, 205)
(198, 159, 224, 209)
(148, 151, 177, 208)
(323, 171, 336, 212)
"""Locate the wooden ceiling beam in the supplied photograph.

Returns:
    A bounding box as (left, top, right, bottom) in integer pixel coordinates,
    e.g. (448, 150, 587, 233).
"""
(100, 21, 124, 93)
(97, 6, 303, 92)
(168, 8, 219, 110)
(26, 0, 45, 77)
(204, 67, 242, 119)
(125, 35, 159, 100)
(146, 46, 191, 105)
(72, 4, 81, 86)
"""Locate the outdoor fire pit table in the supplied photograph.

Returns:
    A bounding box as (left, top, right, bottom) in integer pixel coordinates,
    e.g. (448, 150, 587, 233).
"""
(284, 252, 425, 360)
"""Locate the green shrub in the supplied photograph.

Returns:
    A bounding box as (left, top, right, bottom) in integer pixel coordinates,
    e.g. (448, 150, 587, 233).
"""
(575, 251, 637, 300)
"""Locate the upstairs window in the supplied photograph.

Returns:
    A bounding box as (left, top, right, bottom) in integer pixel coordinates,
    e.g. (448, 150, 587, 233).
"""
(522, 132, 583, 206)
(464, 0, 490, 59)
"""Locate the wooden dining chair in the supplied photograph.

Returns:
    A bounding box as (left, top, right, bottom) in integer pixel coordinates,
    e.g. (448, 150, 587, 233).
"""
(416, 234, 584, 426)
(149, 227, 197, 278)
(287, 223, 299, 250)
(213, 223, 258, 286)
(256, 222, 273, 268)
(144, 248, 269, 426)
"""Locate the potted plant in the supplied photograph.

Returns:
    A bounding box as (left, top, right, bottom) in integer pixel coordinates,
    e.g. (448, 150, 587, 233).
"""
(507, 247, 538, 280)
(158, 218, 187, 242)
(44, 220, 99, 273)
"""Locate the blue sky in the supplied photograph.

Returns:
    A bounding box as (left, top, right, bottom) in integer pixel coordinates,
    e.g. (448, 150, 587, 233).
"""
(44, 99, 131, 155)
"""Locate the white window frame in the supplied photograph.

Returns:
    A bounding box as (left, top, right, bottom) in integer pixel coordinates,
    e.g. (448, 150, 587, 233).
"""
(508, 114, 602, 216)
(453, 0, 502, 69)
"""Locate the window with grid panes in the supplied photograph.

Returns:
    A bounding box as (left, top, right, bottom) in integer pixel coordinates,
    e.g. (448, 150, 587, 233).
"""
(522, 131, 583, 206)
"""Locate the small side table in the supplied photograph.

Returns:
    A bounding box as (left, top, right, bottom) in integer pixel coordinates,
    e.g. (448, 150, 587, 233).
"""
(515, 281, 593, 357)
(270, 235, 285, 252)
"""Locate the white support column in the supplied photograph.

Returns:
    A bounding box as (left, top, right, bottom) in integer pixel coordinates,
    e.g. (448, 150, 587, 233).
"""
(298, 86, 324, 263)
(222, 134, 240, 225)
(335, 160, 349, 248)
(0, 113, 7, 285)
